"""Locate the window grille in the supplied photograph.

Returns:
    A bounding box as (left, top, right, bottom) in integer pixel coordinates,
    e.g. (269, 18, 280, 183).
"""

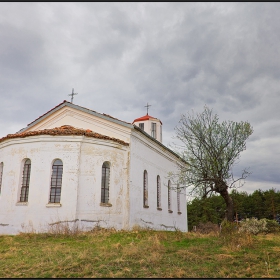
(139, 123, 144, 130)
(177, 186, 181, 213)
(151, 123, 157, 138)
(101, 162, 110, 203)
(0, 162, 3, 194)
(143, 170, 148, 207)
(168, 180, 172, 211)
(157, 175, 161, 208)
(49, 159, 63, 203)
(20, 159, 31, 202)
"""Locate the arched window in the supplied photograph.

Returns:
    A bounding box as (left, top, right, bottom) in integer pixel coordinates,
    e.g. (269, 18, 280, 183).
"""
(168, 180, 172, 212)
(157, 175, 161, 209)
(101, 162, 110, 204)
(0, 162, 3, 194)
(143, 170, 148, 207)
(177, 185, 181, 213)
(20, 159, 31, 202)
(49, 159, 63, 203)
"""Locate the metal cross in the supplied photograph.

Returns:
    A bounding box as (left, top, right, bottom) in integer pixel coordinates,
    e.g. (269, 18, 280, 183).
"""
(68, 88, 78, 103)
(144, 102, 151, 115)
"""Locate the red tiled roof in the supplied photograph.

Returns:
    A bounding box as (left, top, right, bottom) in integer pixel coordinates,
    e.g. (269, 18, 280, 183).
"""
(0, 125, 129, 146)
(133, 114, 162, 125)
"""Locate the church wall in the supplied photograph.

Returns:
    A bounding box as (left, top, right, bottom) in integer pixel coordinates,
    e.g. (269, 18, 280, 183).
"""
(129, 131, 188, 232)
(75, 138, 130, 231)
(0, 135, 83, 234)
(0, 134, 131, 234)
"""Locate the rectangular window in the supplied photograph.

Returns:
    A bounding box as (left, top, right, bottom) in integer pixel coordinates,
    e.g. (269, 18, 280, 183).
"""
(139, 123, 144, 130)
(151, 123, 156, 139)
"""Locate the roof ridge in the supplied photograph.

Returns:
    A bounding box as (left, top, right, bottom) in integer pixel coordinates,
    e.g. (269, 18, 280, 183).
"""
(25, 100, 132, 128)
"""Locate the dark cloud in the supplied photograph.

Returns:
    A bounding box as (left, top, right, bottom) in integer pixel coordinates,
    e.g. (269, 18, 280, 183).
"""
(0, 2, 280, 193)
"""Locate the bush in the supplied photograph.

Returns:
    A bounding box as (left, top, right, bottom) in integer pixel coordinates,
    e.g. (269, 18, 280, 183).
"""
(238, 218, 267, 235)
(264, 219, 280, 234)
(220, 220, 238, 236)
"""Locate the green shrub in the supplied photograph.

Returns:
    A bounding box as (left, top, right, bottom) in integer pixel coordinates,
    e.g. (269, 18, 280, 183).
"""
(264, 219, 280, 234)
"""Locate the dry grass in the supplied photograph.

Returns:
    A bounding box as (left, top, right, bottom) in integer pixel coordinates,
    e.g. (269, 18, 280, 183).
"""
(0, 228, 279, 278)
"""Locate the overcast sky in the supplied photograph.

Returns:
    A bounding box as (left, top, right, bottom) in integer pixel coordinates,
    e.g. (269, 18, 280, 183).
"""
(1, 3, 280, 195)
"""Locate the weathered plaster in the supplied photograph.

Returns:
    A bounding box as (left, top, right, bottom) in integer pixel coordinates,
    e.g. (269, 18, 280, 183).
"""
(0, 104, 187, 234)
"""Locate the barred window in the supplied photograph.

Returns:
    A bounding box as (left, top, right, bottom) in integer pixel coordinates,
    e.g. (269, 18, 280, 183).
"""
(168, 180, 172, 211)
(20, 159, 31, 202)
(143, 170, 148, 207)
(151, 123, 156, 138)
(157, 175, 161, 208)
(139, 123, 144, 130)
(177, 186, 181, 213)
(101, 162, 110, 203)
(49, 159, 63, 203)
(0, 162, 3, 194)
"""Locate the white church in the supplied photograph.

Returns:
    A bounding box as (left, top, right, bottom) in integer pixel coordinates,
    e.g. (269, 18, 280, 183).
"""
(0, 100, 187, 234)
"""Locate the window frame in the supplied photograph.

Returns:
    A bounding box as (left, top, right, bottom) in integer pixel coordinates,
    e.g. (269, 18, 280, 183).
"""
(139, 123, 144, 130)
(168, 180, 172, 213)
(143, 170, 149, 208)
(101, 161, 110, 204)
(19, 159, 31, 202)
(0, 162, 3, 194)
(177, 185, 181, 214)
(157, 175, 161, 210)
(49, 159, 63, 204)
(151, 122, 157, 139)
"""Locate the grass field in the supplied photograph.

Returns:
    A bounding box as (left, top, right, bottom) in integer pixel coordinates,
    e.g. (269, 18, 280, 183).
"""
(0, 228, 279, 278)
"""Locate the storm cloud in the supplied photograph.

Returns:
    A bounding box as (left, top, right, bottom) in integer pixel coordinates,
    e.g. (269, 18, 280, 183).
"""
(1, 2, 280, 193)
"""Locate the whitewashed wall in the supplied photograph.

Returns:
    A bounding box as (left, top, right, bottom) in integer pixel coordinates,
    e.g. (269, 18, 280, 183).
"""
(76, 138, 130, 231)
(0, 135, 129, 234)
(0, 128, 187, 235)
(129, 130, 187, 232)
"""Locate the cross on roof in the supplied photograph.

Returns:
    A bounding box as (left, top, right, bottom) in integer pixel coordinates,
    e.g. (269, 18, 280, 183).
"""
(68, 88, 78, 103)
(144, 102, 151, 115)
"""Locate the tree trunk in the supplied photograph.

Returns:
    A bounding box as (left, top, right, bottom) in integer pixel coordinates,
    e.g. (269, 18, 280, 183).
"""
(220, 189, 234, 221)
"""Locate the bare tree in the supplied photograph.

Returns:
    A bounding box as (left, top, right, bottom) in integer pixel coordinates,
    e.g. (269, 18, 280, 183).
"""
(172, 106, 253, 221)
